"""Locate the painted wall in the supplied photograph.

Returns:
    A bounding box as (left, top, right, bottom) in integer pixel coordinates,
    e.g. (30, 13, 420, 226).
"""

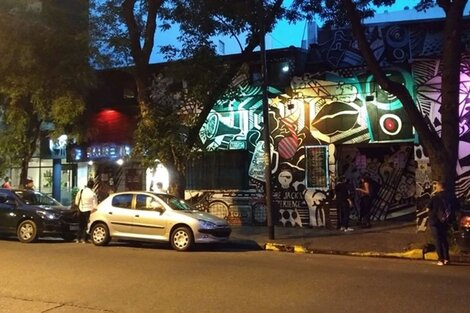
(187, 67, 417, 227)
(186, 21, 470, 228)
(413, 56, 470, 230)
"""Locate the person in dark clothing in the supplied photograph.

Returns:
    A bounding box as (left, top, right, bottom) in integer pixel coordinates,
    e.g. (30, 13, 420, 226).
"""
(356, 175, 372, 228)
(427, 180, 454, 266)
(335, 176, 354, 232)
(22, 177, 36, 204)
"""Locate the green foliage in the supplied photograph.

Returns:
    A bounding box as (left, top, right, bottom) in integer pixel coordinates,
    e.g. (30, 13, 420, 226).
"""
(0, 1, 93, 174)
(133, 75, 194, 173)
(91, 0, 288, 191)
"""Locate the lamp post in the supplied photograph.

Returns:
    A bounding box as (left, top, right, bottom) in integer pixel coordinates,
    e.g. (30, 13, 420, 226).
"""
(260, 3, 275, 240)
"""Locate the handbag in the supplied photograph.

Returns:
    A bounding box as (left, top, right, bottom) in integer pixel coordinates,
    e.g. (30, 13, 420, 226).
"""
(71, 189, 83, 218)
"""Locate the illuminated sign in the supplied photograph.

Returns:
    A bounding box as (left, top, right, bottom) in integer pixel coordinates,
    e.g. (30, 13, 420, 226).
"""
(68, 143, 131, 162)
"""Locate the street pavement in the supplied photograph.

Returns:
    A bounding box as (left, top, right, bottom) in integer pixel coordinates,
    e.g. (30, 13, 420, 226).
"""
(229, 220, 470, 264)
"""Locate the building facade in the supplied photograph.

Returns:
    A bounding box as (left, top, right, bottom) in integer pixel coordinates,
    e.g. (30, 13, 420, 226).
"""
(7, 14, 469, 230)
(185, 18, 470, 229)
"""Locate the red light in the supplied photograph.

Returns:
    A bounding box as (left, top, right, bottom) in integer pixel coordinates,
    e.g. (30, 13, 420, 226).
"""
(460, 216, 470, 228)
(384, 118, 397, 132)
(91, 109, 132, 142)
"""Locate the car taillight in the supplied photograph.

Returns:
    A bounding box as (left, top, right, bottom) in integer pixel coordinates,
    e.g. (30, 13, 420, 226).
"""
(460, 216, 470, 228)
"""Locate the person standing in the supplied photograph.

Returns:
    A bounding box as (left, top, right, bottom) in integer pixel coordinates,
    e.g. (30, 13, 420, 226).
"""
(22, 177, 36, 204)
(2, 177, 11, 189)
(154, 182, 166, 193)
(427, 180, 453, 266)
(335, 176, 354, 232)
(356, 175, 372, 228)
(24, 177, 34, 190)
(75, 178, 98, 243)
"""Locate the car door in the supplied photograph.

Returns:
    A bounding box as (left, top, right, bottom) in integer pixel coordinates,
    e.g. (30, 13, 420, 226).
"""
(132, 193, 167, 240)
(106, 193, 136, 237)
(0, 191, 19, 234)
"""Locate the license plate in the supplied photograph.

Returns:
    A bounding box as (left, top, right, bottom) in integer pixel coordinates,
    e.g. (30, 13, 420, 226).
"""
(69, 225, 79, 231)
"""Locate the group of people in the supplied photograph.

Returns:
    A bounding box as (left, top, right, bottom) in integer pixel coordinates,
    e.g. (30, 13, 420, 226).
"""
(335, 173, 456, 266)
(2, 176, 34, 190)
(335, 174, 375, 232)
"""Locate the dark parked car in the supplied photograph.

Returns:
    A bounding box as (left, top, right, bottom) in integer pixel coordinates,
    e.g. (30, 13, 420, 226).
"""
(0, 188, 80, 243)
(456, 208, 470, 252)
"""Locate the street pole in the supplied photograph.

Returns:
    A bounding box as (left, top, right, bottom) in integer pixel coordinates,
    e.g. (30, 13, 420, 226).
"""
(260, 7, 275, 240)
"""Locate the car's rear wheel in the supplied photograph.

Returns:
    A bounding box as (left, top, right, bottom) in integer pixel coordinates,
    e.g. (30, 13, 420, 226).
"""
(91, 223, 111, 246)
(170, 226, 193, 251)
(17, 220, 38, 243)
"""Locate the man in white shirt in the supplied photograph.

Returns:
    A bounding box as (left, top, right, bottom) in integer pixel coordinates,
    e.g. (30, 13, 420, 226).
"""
(75, 178, 98, 243)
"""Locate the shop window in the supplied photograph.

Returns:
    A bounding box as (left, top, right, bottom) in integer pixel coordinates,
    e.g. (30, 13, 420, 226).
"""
(186, 150, 249, 190)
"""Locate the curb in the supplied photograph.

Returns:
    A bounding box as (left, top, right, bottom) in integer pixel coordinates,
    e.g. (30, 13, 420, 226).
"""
(264, 242, 470, 263)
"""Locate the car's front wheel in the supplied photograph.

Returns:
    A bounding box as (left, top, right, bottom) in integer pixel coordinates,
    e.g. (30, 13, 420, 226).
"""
(17, 220, 38, 243)
(90, 223, 111, 246)
(170, 226, 193, 251)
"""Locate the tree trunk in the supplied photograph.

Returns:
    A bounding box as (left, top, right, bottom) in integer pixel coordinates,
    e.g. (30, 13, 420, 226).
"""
(342, 0, 465, 194)
(437, 0, 467, 191)
(19, 158, 29, 188)
(167, 165, 186, 199)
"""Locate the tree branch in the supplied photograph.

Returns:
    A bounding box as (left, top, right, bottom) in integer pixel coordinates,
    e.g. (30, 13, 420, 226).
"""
(341, 0, 443, 153)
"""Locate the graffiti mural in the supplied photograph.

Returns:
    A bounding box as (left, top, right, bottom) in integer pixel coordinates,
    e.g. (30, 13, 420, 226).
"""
(185, 22, 470, 228)
(315, 22, 470, 68)
(413, 56, 470, 228)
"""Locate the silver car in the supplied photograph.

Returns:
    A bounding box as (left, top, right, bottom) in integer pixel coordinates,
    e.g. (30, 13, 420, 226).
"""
(88, 191, 231, 251)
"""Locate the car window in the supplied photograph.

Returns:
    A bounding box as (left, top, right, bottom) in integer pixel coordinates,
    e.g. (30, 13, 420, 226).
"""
(0, 191, 14, 204)
(111, 194, 133, 209)
(157, 194, 194, 211)
(14, 190, 61, 206)
(135, 194, 161, 211)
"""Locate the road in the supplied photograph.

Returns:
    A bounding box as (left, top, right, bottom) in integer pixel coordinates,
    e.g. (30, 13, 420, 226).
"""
(0, 238, 469, 313)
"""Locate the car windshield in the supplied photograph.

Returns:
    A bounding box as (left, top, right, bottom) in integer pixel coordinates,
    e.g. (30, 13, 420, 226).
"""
(14, 190, 62, 206)
(156, 194, 195, 211)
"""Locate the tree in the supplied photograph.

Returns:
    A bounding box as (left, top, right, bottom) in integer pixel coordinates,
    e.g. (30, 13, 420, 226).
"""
(290, 0, 468, 193)
(90, 0, 287, 197)
(0, 0, 93, 185)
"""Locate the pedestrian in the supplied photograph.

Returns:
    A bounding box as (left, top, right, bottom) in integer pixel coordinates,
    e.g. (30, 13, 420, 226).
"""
(335, 176, 354, 232)
(1, 176, 11, 189)
(356, 174, 372, 228)
(75, 178, 98, 243)
(24, 177, 34, 190)
(427, 180, 454, 266)
(21, 176, 37, 204)
(154, 182, 165, 193)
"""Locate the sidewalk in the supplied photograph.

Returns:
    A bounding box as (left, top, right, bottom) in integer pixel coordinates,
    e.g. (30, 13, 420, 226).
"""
(229, 220, 470, 264)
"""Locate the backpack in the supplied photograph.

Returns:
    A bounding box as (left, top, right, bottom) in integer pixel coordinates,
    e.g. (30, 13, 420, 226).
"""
(436, 197, 452, 223)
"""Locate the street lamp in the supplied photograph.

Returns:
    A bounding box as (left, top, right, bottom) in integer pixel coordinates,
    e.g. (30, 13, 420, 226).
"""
(260, 2, 275, 240)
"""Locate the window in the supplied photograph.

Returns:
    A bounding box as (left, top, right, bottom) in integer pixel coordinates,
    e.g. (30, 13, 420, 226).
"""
(305, 145, 329, 188)
(186, 150, 249, 190)
(111, 194, 133, 209)
(136, 194, 157, 210)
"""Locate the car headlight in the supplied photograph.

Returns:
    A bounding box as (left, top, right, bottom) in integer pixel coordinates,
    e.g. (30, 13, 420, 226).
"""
(36, 210, 60, 220)
(198, 219, 217, 229)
